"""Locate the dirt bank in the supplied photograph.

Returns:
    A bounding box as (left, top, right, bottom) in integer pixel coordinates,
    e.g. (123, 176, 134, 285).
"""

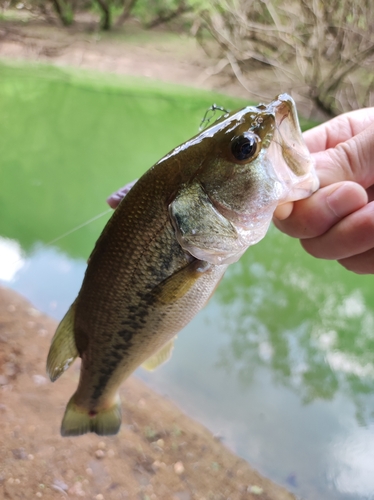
(0, 286, 295, 500)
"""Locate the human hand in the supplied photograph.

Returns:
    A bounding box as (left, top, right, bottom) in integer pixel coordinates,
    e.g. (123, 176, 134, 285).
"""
(273, 108, 374, 274)
(107, 179, 138, 209)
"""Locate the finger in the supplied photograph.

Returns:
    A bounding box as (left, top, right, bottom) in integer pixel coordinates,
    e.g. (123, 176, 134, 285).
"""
(312, 122, 374, 189)
(367, 185, 374, 202)
(273, 202, 294, 220)
(338, 248, 374, 275)
(273, 181, 368, 238)
(301, 201, 374, 260)
(303, 108, 374, 153)
(107, 179, 138, 209)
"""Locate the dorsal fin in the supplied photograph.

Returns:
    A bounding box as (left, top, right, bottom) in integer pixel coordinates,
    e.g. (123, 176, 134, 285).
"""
(46, 302, 78, 382)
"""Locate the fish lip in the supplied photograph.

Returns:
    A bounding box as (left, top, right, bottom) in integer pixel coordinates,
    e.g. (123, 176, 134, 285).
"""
(265, 94, 320, 202)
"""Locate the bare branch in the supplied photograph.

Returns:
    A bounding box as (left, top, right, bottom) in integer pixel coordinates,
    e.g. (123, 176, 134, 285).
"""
(197, 0, 374, 115)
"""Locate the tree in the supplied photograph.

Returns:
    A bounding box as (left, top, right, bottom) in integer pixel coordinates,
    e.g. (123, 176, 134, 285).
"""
(194, 0, 374, 115)
(50, 0, 76, 26)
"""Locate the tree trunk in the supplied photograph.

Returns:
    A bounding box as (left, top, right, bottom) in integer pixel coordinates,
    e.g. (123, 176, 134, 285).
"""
(50, 0, 72, 26)
(95, 0, 111, 30)
(115, 0, 137, 27)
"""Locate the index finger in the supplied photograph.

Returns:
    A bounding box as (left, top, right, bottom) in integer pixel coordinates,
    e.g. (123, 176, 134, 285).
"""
(303, 108, 374, 153)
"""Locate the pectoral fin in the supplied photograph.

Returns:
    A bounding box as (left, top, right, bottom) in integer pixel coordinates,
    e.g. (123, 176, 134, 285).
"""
(142, 338, 176, 371)
(152, 259, 210, 305)
(46, 302, 78, 382)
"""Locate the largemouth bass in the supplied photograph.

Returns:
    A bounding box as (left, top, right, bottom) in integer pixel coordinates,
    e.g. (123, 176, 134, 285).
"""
(47, 94, 319, 436)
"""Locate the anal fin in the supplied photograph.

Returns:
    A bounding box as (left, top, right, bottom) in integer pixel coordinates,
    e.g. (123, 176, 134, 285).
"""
(141, 338, 176, 371)
(47, 302, 78, 382)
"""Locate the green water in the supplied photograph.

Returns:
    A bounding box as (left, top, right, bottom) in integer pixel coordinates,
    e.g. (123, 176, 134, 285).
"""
(1, 61, 374, 500)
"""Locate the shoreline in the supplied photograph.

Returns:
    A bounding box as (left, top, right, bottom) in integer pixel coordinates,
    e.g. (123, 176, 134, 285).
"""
(0, 285, 295, 499)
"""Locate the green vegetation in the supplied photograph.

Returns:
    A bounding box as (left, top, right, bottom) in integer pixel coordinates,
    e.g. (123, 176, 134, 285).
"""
(2, 0, 372, 114)
(0, 61, 249, 258)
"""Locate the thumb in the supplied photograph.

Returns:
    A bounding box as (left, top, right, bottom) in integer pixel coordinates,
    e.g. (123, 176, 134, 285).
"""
(315, 122, 374, 189)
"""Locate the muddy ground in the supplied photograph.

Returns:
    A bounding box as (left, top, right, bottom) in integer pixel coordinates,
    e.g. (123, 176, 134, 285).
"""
(1, 15, 296, 500)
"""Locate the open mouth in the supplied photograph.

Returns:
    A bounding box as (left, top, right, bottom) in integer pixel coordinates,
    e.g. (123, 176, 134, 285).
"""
(265, 94, 319, 203)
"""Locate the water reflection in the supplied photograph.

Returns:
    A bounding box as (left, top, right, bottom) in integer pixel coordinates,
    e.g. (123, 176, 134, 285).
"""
(2, 61, 374, 500)
(215, 227, 374, 425)
(0, 242, 85, 320)
(0, 237, 25, 281)
(330, 425, 374, 497)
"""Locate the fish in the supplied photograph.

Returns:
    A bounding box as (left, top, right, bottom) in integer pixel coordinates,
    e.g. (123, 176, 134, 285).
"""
(46, 93, 319, 437)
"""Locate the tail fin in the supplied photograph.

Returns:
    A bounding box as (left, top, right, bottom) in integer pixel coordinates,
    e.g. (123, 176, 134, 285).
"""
(60, 395, 122, 437)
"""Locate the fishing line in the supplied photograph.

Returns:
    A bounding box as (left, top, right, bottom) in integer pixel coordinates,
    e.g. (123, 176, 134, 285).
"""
(199, 104, 230, 130)
(45, 208, 112, 246)
(6, 208, 112, 269)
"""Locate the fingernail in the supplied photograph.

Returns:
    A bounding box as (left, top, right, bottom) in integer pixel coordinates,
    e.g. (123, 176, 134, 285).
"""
(326, 183, 367, 218)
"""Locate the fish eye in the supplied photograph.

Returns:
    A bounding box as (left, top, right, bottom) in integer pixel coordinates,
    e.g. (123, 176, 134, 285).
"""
(231, 133, 259, 162)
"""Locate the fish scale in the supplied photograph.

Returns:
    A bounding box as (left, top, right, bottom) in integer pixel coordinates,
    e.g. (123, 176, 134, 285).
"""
(47, 94, 319, 436)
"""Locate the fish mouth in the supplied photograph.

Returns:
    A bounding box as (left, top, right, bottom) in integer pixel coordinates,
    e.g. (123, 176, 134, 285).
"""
(265, 94, 319, 203)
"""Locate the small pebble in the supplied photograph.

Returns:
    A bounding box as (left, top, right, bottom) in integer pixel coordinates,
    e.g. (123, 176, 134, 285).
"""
(97, 441, 106, 449)
(95, 495, 104, 500)
(95, 449, 105, 459)
(4, 363, 16, 377)
(8, 478, 14, 484)
(156, 439, 164, 447)
(15, 479, 20, 484)
(174, 461, 185, 475)
(248, 485, 263, 495)
(32, 375, 47, 386)
(53, 479, 68, 492)
(36, 493, 42, 498)
(86, 468, 93, 476)
(28, 454, 34, 460)
(68, 481, 85, 497)
(28, 307, 41, 317)
(7, 304, 16, 312)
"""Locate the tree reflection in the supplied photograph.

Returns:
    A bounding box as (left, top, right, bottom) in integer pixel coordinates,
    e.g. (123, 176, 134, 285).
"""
(215, 227, 374, 423)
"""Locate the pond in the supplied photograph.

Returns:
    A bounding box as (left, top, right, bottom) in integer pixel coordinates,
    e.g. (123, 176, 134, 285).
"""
(1, 61, 374, 500)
